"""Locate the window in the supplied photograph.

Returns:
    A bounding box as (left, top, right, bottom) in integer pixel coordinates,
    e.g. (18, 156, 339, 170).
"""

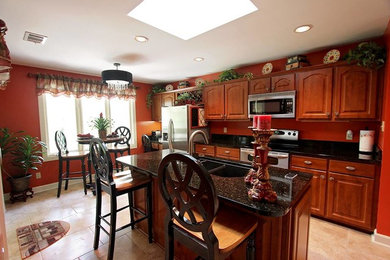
(38, 94, 137, 160)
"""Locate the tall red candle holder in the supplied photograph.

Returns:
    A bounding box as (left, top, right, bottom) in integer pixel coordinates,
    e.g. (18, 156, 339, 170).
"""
(245, 127, 277, 202)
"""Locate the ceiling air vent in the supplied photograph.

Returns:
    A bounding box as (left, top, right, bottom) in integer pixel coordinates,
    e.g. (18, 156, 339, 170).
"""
(23, 31, 47, 44)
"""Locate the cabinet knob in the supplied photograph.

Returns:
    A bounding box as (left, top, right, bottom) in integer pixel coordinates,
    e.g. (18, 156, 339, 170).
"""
(304, 160, 312, 165)
(271, 86, 275, 91)
(345, 166, 356, 171)
(220, 114, 224, 118)
(224, 150, 230, 154)
(335, 112, 339, 117)
(202, 148, 207, 151)
(320, 175, 325, 179)
(266, 88, 270, 92)
(326, 112, 330, 117)
(329, 177, 335, 181)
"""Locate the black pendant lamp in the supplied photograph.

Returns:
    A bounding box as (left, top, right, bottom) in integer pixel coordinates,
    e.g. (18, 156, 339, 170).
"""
(101, 63, 132, 90)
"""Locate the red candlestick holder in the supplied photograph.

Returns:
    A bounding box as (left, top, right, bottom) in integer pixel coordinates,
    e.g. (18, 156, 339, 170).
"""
(245, 127, 277, 202)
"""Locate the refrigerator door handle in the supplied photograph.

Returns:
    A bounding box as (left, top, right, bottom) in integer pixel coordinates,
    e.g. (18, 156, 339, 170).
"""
(168, 119, 174, 151)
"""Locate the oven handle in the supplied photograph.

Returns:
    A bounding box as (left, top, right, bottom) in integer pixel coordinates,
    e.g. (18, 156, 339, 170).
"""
(268, 154, 289, 159)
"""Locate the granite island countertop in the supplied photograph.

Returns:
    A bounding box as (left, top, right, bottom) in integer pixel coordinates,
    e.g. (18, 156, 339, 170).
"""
(117, 149, 312, 217)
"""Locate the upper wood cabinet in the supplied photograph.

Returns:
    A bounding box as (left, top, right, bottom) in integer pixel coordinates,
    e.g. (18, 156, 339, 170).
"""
(249, 73, 295, 95)
(296, 68, 333, 120)
(152, 94, 162, 121)
(204, 80, 248, 120)
(161, 93, 175, 107)
(333, 65, 378, 120)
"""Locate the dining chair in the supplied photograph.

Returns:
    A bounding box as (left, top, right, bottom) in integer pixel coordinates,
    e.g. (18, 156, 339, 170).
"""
(55, 130, 91, 198)
(107, 126, 131, 172)
(158, 153, 258, 260)
(89, 138, 153, 260)
(141, 134, 152, 152)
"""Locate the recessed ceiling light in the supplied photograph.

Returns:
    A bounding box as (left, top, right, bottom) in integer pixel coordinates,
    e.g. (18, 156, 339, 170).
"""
(128, 0, 258, 40)
(135, 35, 148, 42)
(193, 57, 204, 62)
(294, 25, 312, 33)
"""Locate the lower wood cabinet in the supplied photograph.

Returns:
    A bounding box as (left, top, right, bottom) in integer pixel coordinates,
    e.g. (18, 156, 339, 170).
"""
(290, 155, 377, 231)
(215, 146, 240, 161)
(195, 144, 215, 157)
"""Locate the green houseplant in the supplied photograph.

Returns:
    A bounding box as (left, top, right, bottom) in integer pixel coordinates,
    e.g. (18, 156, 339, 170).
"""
(146, 84, 166, 108)
(90, 113, 113, 139)
(344, 42, 386, 69)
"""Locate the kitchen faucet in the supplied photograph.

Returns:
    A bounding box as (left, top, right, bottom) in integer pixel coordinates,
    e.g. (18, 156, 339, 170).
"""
(188, 130, 209, 156)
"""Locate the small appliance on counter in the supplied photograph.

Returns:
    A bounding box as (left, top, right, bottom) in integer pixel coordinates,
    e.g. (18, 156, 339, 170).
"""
(150, 130, 161, 141)
(359, 130, 375, 153)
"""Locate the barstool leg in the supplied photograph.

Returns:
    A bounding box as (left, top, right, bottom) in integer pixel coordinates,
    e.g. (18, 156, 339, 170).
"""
(114, 152, 119, 173)
(120, 152, 124, 171)
(164, 216, 174, 260)
(128, 192, 135, 230)
(93, 184, 102, 250)
(108, 195, 117, 260)
(57, 158, 63, 198)
(65, 160, 70, 190)
(147, 183, 153, 243)
(81, 158, 87, 195)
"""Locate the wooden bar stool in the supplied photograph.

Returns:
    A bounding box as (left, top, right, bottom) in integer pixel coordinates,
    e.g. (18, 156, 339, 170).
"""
(55, 130, 91, 198)
(158, 153, 258, 260)
(89, 138, 153, 260)
(107, 126, 131, 172)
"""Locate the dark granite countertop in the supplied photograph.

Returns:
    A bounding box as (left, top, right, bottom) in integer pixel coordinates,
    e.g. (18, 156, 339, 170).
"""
(117, 149, 312, 217)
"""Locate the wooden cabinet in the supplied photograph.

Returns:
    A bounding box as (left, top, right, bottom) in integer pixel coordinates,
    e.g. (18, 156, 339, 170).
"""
(333, 65, 378, 119)
(290, 155, 377, 231)
(195, 144, 215, 157)
(249, 74, 294, 95)
(215, 146, 240, 161)
(291, 190, 311, 260)
(296, 68, 333, 120)
(161, 93, 175, 107)
(326, 172, 374, 230)
(152, 94, 162, 121)
(204, 80, 248, 120)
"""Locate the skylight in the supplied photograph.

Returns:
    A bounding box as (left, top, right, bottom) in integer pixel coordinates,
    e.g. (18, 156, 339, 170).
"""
(128, 0, 258, 40)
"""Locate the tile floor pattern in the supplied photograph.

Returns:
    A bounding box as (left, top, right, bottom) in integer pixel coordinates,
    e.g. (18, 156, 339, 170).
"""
(4, 183, 390, 260)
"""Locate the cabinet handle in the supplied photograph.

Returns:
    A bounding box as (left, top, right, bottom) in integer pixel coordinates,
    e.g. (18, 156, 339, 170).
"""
(266, 87, 270, 92)
(326, 112, 330, 117)
(202, 148, 207, 151)
(320, 175, 325, 179)
(329, 177, 335, 181)
(220, 114, 224, 118)
(304, 160, 312, 165)
(224, 114, 227, 118)
(345, 166, 356, 171)
(224, 150, 231, 154)
(335, 112, 339, 117)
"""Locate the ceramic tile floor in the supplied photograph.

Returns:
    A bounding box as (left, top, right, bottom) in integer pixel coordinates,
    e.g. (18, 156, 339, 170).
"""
(4, 182, 390, 260)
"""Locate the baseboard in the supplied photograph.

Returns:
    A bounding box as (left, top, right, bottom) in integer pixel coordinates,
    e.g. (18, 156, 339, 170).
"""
(372, 229, 390, 248)
(3, 175, 94, 201)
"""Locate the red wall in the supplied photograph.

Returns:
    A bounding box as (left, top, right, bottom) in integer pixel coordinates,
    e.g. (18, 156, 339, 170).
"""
(0, 64, 159, 192)
(376, 20, 390, 237)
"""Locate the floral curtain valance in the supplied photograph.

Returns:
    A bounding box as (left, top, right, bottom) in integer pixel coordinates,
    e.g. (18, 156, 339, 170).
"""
(30, 73, 136, 99)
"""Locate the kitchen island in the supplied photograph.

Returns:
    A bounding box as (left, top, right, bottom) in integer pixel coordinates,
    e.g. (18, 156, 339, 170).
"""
(117, 149, 312, 260)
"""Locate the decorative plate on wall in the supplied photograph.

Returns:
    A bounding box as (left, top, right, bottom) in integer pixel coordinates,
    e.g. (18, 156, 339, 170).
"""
(165, 84, 174, 91)
(195, 78, 205, 87)
(323, 49, 340, 64)
(262, 63, 273, 74)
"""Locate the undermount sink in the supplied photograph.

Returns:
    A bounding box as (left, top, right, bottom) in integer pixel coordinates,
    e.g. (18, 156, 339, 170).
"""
(198, 158, 250, 178)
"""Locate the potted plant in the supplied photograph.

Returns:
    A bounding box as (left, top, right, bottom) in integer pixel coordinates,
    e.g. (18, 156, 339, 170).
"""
(90, 112, 113, 139)
(344, 42, 386, 69)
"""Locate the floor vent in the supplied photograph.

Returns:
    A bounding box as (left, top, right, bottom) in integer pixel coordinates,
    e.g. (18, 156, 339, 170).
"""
(23, 31, 47, 44)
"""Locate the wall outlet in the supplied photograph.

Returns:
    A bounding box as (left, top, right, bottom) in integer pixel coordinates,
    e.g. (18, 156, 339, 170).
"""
(36, 172, 41, 179)
(223, 127, 227, 133)
(346, 130, 353, 140)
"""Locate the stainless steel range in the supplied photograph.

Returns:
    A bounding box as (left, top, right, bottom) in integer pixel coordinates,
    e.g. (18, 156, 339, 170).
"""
(239, 129, 299, 169)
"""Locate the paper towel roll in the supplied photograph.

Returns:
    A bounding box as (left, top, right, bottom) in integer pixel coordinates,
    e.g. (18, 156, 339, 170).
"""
(359, 130, 375, 153)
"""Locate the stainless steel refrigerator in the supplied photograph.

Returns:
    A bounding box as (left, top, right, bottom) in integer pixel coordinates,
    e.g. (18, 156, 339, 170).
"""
(161, 105, 209, 152)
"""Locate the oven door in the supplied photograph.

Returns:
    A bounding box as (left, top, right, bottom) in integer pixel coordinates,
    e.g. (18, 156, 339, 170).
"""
(248, 91, 295, 118)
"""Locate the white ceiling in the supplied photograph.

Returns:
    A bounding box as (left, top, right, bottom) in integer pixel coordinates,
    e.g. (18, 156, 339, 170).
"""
(0, 0, 389, 84)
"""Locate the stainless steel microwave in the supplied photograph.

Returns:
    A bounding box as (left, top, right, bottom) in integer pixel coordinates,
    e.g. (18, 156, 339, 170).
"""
(248, 90, 296, 118)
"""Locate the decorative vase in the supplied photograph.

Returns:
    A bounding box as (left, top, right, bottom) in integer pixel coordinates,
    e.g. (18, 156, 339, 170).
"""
(98, 129, 107, 139)
(8, 174, 32, 193)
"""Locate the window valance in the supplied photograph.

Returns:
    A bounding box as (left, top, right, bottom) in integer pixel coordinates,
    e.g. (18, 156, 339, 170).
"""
(29, 73, 136, 99)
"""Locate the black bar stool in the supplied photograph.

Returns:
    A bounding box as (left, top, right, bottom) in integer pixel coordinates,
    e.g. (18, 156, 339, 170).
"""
(158, 153, 258, 260)
(89, 138, 153, 260)
(55, 130, 91, 198)
(107, 126, 131, 172)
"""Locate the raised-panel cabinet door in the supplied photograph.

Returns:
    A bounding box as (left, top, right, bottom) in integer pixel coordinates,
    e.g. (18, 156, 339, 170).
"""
(161, 93, 175, 107)
(249, 77, 271, 94)
(272, 73, 295, 92)
(152, 94, 162, 121)
(224, 81, 249, 120)
(326, 172, 374, 230)
(203, 85, 225, 120)
(296, 68, 333, 120)
(291, 166, 327, 216)
(334, 65, 377, 119)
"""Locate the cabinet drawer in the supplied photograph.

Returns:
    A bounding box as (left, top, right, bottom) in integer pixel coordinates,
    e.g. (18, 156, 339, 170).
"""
(215, 147, 240, 161)
(329, 160, 375, 178)
(290, 155, 328, 171)
(195, 144, 215, 157)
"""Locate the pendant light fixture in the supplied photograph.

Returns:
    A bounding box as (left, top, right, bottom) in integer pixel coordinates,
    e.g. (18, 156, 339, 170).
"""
(101, 63, 132, 90)
(0, 19, 11, 90)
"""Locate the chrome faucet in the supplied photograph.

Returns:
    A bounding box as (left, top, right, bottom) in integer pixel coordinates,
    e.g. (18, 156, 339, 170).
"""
(188, 130, 209, 156)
